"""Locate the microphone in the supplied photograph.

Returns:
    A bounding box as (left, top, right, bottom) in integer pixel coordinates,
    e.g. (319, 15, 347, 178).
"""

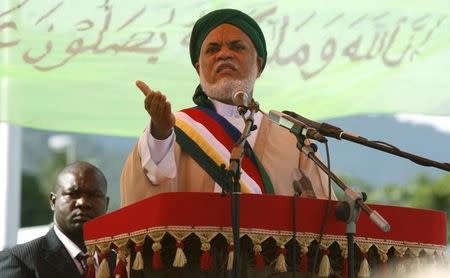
(282, 110, 344, 140)
(268, 110, 327, 143)
(232, 91, 250, 115)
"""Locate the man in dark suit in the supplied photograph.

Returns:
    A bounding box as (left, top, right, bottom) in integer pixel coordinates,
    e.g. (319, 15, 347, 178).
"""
(0, 161, 109, 278)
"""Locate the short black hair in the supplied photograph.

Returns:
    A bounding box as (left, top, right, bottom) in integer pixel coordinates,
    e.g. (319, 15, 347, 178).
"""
(54, 161, 107, 193)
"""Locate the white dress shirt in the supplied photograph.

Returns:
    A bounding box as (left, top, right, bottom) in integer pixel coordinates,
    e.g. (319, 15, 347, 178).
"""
(53, 225, 86, 274)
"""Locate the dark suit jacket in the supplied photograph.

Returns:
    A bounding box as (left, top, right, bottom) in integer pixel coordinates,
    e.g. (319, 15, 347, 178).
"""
(0, 228, 82, 278)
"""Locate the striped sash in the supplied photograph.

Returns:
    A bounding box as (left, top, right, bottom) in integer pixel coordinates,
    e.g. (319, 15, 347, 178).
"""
(174, 107, 274, 194)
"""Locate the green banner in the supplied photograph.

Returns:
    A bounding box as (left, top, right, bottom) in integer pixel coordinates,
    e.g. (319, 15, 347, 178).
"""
(1, 0, 449, 136)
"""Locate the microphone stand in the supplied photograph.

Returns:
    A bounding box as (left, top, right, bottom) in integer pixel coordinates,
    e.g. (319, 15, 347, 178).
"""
(228, 100, 258, 278)
(294, 136, 390, 278)
(282, 111, 450, 172)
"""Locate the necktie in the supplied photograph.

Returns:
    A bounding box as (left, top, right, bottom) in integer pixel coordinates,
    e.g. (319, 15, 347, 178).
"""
(76, 253, 88, 274)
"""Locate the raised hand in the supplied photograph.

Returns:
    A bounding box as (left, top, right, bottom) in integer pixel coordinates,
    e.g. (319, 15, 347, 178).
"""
(136, 80, 176, 140)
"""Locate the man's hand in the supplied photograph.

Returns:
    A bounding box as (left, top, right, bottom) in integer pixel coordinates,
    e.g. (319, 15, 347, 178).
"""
(136, 80, 175, 140)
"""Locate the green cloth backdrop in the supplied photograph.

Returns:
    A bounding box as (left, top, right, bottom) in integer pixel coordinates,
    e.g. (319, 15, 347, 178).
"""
(1, 0, 449, 136)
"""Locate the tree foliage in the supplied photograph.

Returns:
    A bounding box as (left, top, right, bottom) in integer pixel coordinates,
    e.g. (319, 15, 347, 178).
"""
(21, 172, 52, 227)
(337, 173, 450, 242)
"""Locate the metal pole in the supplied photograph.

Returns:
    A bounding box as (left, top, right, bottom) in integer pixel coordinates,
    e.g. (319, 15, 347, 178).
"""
(0, 123, 22, 250)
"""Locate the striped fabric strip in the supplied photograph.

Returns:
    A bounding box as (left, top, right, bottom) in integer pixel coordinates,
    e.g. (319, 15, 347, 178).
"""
(192, 108, 275, 194)
(175, 107, 274, 194)
(175, 117, 253, 193)
(180, 108, 264, 190)
(191, 106, 275, 194)
(176, 112, 263, 193)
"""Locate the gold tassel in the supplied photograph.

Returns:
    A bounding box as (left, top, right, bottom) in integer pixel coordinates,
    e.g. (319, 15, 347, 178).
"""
(85, 245, 96, 278)
(438, 252, 448, 267)
(395, 263, 406, 277)
(318, 249, 330, 277)
(87, 256, 95, 266)
(395, 251, 406, 277)
(152, 241, 162, 252)
(431, 252, 438, 266)
(131, 235, 146, 272)
(98, 254, 111, 278)
(375, 249, 389, 278)
(253, 243, 262, 257)
(414, 254, 421, 272)
(96, 243, 111, 278)
(274, 245, 287, 273)
(132, 251, 144, 270)
(253, 243, 265, 270)
(379, 251, 388, 264)
(173, 240, 187, 267)
(126, 251, 131, 277)
(114, 248, 128, 278)
(151, 241, 163, 269)
(357, 253, 370, 278)
(227, 243, 234, 271)
(300, 245, 309, 273)
(341, 248, 348, 278)
(408, 249, 421, 272)
(200, 242, 212, 271)
(132, 245, 144, 270)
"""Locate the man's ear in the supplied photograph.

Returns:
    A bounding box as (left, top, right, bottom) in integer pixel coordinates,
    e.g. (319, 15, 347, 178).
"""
(256, 56, 263, 77)
(106, 196, 110, 211)
(49, 192, 56, 211)
(195, 62, 200, 74)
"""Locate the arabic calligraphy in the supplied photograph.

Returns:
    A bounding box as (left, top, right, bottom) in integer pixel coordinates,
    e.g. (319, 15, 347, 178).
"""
(0, 1, 447, 79)
(267, 8, 448, 80)
(1, 0, 168, 71)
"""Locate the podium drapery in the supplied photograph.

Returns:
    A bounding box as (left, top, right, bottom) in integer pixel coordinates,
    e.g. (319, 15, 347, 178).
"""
(84, 192, 447, 277)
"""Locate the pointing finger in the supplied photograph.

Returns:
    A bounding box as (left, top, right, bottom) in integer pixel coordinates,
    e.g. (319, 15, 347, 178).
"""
(135, 80, 152, 97)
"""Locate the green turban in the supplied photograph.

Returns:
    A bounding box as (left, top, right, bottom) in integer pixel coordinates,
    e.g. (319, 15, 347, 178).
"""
(189, 8, 267, 71)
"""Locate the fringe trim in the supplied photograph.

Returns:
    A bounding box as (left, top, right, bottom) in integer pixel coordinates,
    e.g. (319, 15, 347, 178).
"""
(274, 245, 287, 273)
(253, 243, 265, 270)
(86, 255, 96, 278)
(114, 248, 128, 278)
(300, 245, 308, 273)
(341, 248, 348, 278)
(98, 252, 111, 278)
(357, 252, 370, 278)
(200, 242, 212, 271)
(395, 251, 406, 277)
(227, 243, 234, 271)
(318, 248, 330, 277)
(152, 241, 163, 270)
(132, 245, 144, 271)
(173, 240, 187, 267)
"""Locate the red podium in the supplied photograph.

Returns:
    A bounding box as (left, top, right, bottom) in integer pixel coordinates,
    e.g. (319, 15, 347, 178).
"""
(84, 192, 447, 277)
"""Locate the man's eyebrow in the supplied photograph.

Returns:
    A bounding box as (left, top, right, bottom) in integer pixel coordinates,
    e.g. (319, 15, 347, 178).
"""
(228, 39, 243, 44)
(206, 39, 244, 46)
(62, 186, 77, 192)
(205, 42, 220, 47)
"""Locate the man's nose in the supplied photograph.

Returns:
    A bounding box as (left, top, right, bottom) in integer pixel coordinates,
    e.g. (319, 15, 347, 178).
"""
(75, 195, 91, 207)
(217, 47, 233, 60)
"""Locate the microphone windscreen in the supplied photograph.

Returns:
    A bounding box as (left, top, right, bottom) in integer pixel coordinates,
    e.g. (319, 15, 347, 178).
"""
(268, 110, 282, 123)
(283, 110, 320, 130)
(232, 91, 249, 107)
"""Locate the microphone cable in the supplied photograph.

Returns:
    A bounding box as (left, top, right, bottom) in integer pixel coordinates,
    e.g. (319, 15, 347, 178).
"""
(292, 186, 298, 278)
(311, 141, 333, 275)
